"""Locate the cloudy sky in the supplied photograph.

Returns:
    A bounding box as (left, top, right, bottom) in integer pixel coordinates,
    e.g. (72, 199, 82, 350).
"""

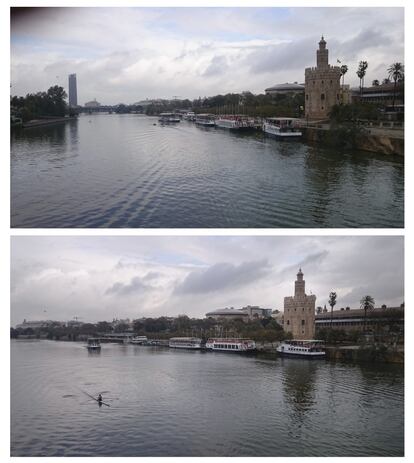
(10, 235, 404, 325)
(10, 7, 404, 104)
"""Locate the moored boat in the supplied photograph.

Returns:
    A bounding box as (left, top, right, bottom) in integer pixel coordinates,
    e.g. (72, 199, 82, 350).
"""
(215, 115, 254, 130)
(183, 111, 196, 121)
(158, 112, 180, 123)
(130, 335, 148, 345)
(169, 337, 202, 349)
(262, 117, 302, 138)
(276, 340, 326, 358)
(195, 114, 216, 127)
(86, 338, 101, 351)
(205, 338, 256, 352)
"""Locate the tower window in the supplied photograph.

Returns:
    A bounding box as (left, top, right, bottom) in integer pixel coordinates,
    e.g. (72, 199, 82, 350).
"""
(321, 93, 325, 101)
(287, 320, 290, 325)
(321, 80, 324, 84)
(306, 94, 309, 100)
(330, 80, 333, 84)
(302, 320, 305, 325)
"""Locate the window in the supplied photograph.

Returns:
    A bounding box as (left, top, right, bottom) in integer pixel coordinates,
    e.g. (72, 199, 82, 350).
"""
(306, 94, 309, 100)
(330, 80, 333, 84)
(321, 93, 325, 101)
(302, 320, 305, 325)
(322, 80, 324, 84)
(287, 320, 290, 325)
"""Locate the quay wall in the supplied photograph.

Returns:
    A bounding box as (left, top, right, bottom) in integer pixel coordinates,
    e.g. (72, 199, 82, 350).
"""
(304, 126, 404, 156)
(22, 116, 76, 128)
(256, 342, 404, 364)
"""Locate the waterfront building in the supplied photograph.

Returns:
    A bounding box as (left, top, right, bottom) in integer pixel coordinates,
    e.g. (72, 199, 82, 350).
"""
(206, 305, 272, 321)
(265, 82, 305, 95)
(15, 319, 65, 329)
(84, 98, 101, 108)
(68, 73, 78, 107)
(315, 305, 404, 333)
(283, 269, 316, 339)
(305, 36, 341, 120)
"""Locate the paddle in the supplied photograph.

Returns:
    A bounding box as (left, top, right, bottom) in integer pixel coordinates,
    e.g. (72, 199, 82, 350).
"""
(78, 388, 111, 407)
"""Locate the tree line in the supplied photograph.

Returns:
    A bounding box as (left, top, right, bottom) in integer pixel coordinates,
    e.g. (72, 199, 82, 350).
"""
(10, 315, 288, 343)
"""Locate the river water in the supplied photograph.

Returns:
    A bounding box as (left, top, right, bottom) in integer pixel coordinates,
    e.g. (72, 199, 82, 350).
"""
(10, 340, 404, 457)
(11, 115, 404, 228)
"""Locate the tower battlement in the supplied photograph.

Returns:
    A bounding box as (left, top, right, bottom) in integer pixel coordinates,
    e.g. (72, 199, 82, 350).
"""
(304, 37, 341, 120)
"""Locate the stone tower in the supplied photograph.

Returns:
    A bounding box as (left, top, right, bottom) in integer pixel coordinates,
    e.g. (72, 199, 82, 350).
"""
(283, 269, 316, 339)
(305, 36, 341, 120)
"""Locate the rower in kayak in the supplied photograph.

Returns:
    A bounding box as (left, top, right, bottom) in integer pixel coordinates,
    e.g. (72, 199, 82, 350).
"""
(97, 393, 103, 404)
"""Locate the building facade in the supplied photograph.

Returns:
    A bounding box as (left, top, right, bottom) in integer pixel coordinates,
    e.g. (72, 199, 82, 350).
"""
(305, 36, 341, 120)
(68, 73, 78, 107)
(315, 305, 404, 333)
(265, 82, 305, 95)
(283, 269, 316, 339)
(206, 306, 272, 321)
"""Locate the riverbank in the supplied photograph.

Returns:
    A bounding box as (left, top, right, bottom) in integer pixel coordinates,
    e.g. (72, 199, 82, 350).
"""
(256, 342, 404, 364)
(21, 116, 76, 128)
(304, 125, 404, 156)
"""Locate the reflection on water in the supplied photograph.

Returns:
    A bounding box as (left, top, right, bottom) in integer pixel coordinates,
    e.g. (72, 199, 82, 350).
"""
(11, 114, 403, 228)
(11, 340, 404, 457)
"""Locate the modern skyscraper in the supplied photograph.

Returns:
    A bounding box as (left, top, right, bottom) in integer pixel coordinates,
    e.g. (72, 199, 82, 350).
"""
(68, 73, 78, 107)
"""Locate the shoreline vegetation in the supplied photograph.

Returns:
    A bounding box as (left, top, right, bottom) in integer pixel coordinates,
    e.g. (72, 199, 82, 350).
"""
(10, 314, 404, 364)
(11, 86, 404, 156)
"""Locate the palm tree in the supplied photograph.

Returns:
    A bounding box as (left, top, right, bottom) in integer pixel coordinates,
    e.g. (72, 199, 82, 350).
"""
(360, 295, 375, 333)
(372, 79, 380, 86)
(340, 65, 348, 103)
(387, 62, 404, 109)
(340, 65, 348, 87)
(328, 292, 337, 329)
(382, 78, 391, 85)
(357, 61, 368, 96)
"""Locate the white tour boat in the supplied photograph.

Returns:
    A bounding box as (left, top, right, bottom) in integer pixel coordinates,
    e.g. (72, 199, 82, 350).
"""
(276, 340, 326, 358)
(262, 117, 302, 138)
(195, 114, 216, 127)
(183, 111, 196, 121)
(169, 337, 202, 349)
(158, 112, 180, 123)
(205, 338, 256, 353)
(130, 335, 148, 345)
(86, 338, 101, 351)
(215, 115, 254, 130)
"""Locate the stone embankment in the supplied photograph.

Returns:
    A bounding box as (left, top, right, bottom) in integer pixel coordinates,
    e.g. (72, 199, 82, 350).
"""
(304, 126, 404, 156)
(256, 342, 404, 364)
(22, 116, 76, 128)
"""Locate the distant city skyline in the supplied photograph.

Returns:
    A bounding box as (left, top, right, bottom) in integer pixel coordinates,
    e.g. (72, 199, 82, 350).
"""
(11, 236, 404, 325)
(10, 7, 404, 105)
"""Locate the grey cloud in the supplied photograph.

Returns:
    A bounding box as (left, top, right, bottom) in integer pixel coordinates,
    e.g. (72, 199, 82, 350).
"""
(278, 250, 329, 279)
(106, 276, 151, 296)
(246, 37, 315, 74)
(203, 55, 229, 77)
(174, 259, 272, 295)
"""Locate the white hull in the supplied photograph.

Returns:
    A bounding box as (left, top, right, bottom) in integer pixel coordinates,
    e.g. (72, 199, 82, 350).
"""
(195, 120, 215, 126)
(277, 342, 326, 358)
(216, 119, 253, 130)
(169, 344, 201, 349)
(263, 123, 302, 138)
(205, 339, 256, 352)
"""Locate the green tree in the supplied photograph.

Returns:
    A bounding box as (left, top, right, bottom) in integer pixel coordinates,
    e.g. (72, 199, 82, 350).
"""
(360, 295, 375, 333)
(387, 62, 404, 109)
(328, 292, 337, 328)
